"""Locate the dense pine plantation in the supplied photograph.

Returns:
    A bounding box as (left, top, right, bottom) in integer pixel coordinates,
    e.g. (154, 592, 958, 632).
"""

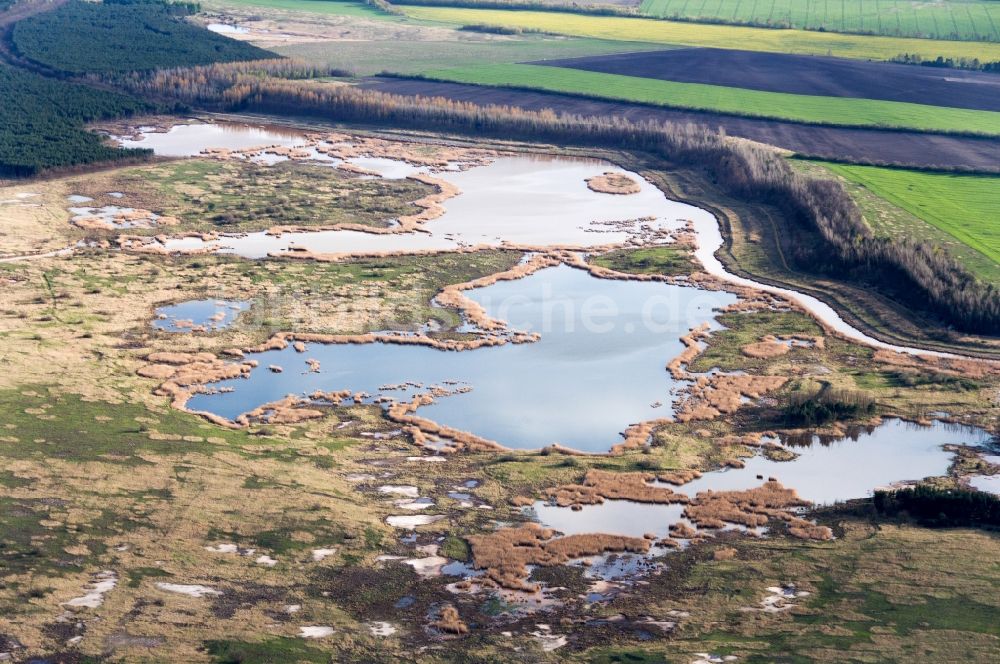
(0, 64, 152, 177)
(11, 0, 272, 73)
(0, 0, 277, 176)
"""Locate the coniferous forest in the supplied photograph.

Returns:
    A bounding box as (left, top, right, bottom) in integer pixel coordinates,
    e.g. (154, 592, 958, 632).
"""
(0, 0, 272, 176)
(0, 64, 152, 177)
(11, 0, 272, 74)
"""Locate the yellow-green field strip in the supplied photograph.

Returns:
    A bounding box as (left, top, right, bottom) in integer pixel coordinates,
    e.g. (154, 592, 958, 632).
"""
(419, 63, 1000, 136)
(402, 6, 1000, 62)
(821, 163, 1000, 282)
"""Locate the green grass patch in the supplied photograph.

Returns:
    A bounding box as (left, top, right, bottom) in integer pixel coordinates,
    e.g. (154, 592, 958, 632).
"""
(204, 637, 330, 664)
(440, 535, 470, 561)
(402, 6, 1000, 62)
(0, 385, 273, 463)
(590, 245, 698, 277)
(126, 566, 174, 588)
(421, 63, 1000, 135)
(687, 310, 824, 373)
(85, 159, 436, 235)
(0, 497, 150, 590)
(819, 163, 1000, 284)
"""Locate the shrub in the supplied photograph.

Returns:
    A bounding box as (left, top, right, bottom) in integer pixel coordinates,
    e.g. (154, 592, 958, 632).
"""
(873, 485, 1000, 528)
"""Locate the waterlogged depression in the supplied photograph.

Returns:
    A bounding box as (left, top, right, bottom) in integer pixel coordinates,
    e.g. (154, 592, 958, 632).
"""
(153, 299, 249, 333)
(187, 265, 737, 451)
(533, 419, 995, 539)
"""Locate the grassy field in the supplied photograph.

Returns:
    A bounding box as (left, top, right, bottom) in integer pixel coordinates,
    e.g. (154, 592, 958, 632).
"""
(818, 163, 1000, 284)
(278, 35, 665, 75)
(421, 63, 1000, 135)
(205, 0, 401, 18)
(402, 6, 1000, 61)
(61, 158, 435, 235)
(640, 0, 1000, 42)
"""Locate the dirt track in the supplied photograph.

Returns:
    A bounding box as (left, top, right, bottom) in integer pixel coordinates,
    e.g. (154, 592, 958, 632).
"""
(362, 78, 1000, 171)
(540, 48, 1000, 112)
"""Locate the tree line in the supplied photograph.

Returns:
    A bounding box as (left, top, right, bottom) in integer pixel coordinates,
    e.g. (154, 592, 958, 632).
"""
(110, 59, 1000, 332)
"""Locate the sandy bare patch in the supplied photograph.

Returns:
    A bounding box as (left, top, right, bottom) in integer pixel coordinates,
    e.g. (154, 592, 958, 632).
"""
(386, 514, 444, 528)
(299, 625, 335, 638)
(155, 582, 222, 598)
(369, 621, 397, 637)
(63, 570, 117, 609)
(311, 548, 337, 562)
(379, 485, 419, 498)
(404, 556, 449, 577)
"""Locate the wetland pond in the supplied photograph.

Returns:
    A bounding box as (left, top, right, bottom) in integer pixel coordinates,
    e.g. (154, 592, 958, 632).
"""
(187, 265, 736, 452)
(153, 299, 249, 333)
(533, 419, 994, 539)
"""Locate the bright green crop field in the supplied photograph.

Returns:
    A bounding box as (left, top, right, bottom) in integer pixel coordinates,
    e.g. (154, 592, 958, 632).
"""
(822, 163, 1000, 283)
(421, 63, 1000, 135)
(640, 0, 1000, 42)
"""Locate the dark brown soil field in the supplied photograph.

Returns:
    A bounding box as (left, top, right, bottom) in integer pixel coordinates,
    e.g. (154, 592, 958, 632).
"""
(362, 78, 1000, 171)
(538, 48, 1000, 112)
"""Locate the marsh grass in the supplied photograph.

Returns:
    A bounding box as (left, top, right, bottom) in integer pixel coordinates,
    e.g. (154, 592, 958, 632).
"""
(590, 245, 698, 277)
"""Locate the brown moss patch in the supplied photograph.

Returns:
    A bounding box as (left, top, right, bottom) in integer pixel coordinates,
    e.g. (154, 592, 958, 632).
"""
(542, 469, 690, 508)
(467, 524, 649, 591)
(586, 172, 641, 195)
(683, 480, 832, 540)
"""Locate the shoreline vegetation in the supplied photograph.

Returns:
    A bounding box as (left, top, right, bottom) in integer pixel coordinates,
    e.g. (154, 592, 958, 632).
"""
(108, 59, 1000, 334)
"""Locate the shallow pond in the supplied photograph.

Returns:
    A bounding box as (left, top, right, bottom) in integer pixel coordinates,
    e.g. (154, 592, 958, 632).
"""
(69, 205, 161, 229)
(158, 155, 695, 257)
(969, 474, 1000, 495)
(116, 123, 307, 157)
(187, 264, 736, 452)
(206, 23, 249, 34)
(153, 299, 249, 333)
